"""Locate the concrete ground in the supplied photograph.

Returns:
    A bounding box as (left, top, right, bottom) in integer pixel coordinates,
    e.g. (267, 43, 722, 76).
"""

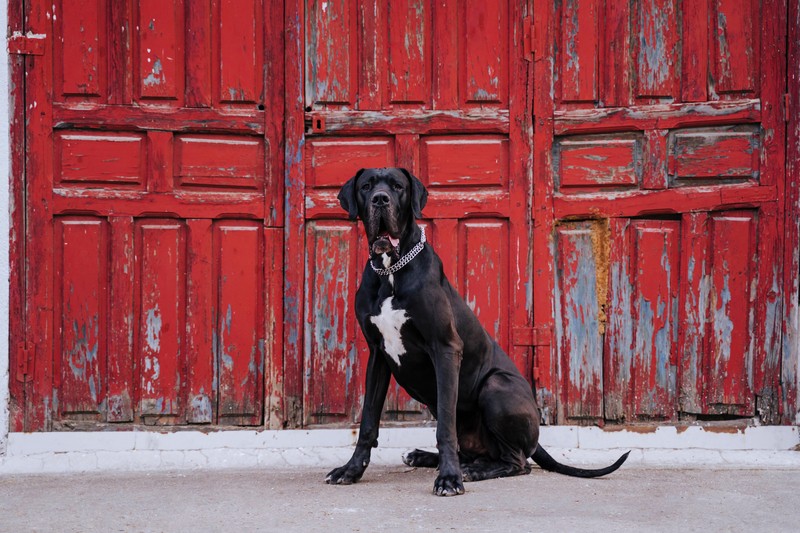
(1, 465, 799, 532)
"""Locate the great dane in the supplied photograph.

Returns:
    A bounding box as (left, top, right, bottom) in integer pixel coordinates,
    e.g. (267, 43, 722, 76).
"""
(326, 168, 629, 496)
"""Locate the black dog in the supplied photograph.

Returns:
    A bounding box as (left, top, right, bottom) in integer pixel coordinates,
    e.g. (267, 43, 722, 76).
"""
(326, 168, 629, 496)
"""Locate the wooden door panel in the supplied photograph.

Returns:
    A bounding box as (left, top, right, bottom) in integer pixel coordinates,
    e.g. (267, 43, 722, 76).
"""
(305, 221, 360, 423)
(55, 132, 146, 189)
(538, 0, 786, 423)
(18, 0, 282, 430)
(604, 219, 681, 422)
(214, 221, 266, 425)
(54, 217, 109, 419)
(299, 0, 531, 426)
(554, 222, 605, 421)
(135, 220, 185, 422)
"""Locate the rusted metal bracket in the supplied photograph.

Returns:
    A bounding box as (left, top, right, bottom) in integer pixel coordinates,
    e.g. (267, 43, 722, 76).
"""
(16, 342, 35, 382)
(7, 32, 46, 56)
(523, 16, 534, 62)
(785, 93, 791, 123)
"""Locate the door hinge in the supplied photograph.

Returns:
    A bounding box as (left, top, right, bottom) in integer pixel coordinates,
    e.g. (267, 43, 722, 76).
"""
(512, 326, 552, 347)
(16, 342, 35, 382)
(785, 93, 791, 123)
(7, 32, 46, 56)
(523, 16, 534, 62)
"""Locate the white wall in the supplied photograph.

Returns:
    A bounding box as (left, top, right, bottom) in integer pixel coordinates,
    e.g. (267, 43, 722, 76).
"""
(1, 0, 12, 456)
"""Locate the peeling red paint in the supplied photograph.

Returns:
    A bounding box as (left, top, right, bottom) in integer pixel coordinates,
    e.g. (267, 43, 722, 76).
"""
(8, 0, 795, 432)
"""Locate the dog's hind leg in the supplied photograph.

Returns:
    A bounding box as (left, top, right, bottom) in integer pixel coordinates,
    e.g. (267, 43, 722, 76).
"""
(402, 449, 439, 468)
(461, 455, 531, 482)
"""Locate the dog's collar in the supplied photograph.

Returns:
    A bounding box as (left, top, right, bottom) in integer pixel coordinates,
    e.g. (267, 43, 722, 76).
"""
(370, 226, 426, 276)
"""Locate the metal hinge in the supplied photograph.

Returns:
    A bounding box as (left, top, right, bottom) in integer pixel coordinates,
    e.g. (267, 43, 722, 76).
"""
(523, 16, 534, 62)
(16, 342, 35, 382)
(785, 93, 791, 123)
(7, 32, 46, 56)
(512, 326, 552, 347)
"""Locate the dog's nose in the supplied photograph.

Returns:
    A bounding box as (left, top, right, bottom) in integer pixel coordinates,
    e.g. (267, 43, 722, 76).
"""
(371, 191, 390, 207)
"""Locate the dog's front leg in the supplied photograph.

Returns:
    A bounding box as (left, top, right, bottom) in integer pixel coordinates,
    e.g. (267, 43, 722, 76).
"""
(325, 346, 391, 485)
(432, 338, 465, 496)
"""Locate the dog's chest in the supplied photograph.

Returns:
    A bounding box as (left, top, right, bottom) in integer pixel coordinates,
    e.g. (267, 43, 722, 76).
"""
(369, 297, 409, 366)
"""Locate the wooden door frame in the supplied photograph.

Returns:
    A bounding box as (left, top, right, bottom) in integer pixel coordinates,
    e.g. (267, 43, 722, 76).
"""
(786, 0, 800, 425)
(8, 0, 27, 431)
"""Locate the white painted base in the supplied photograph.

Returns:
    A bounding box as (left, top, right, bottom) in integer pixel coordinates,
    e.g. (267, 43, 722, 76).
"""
(1, 426, 798, 475)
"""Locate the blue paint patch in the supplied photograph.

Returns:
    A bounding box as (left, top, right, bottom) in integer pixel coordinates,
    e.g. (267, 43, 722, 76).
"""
(142, 58, 164, 87)
(145, 306, 162, 353)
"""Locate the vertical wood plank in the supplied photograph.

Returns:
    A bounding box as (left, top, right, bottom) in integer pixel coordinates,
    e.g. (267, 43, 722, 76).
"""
(147, 131, 174, 193)
(108, 216, 135, 422)
(462, 0, 507, 104)
(634, 0, 678, 100)
(185, 219, 214, 424)
(186, 0, 213, 107)
(305, 222, 357, 422)
(264, 227, 285, 428)
(305, 0, 356, 106)
(215, 222, 265, 425)
(711, 0, 758, 95)
(58, 0, 105, 98)
(642, 129, 668, 190)
(601, 0, 632, 107)
(532, 0, 558, 422)
(678, 213, 710, 414)
(26, 0, 57, 430)
(284, 0, 305, 427)
(431, 0, 458, 109)
(706, 212, 756, 414)
(55, 218, 108, 417)
(461, 221, 509, 351)
(136, 0, 184, 102)
(604, 218, 632, 421)
(560, 0, 599, 103)
(681, 0, 709, 102)
(108, 0, 131, 104)
(555, 222, 605, 421)
(136, 220, 185, 421)
(388, 0, 428, 104)
(784, 0, 800, 424)
(218, 0, 263, 104)
(357, 0, 384, 110)
(629, 220, 679, 419)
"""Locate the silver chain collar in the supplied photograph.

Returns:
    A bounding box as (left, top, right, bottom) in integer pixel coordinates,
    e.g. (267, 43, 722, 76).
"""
(370, 226, 426, 276)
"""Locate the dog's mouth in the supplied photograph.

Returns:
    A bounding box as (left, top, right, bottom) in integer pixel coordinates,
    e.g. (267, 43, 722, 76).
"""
(366, 205, 403, 255)
(372, 231, 400, 255)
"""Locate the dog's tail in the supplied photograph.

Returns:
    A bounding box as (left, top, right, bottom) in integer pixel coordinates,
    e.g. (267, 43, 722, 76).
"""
(531, 446, 630, 478)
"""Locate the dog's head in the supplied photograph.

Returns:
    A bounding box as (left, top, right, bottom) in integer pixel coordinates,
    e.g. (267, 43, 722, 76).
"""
(338, 168, 428, 256)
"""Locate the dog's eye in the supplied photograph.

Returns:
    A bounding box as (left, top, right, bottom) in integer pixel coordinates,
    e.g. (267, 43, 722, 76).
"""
(360, 182, 371, 192)
(391, 182, 403, 191)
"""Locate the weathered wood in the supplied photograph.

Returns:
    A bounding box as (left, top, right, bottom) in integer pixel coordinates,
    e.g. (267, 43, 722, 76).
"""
(784, 0, 800, 424)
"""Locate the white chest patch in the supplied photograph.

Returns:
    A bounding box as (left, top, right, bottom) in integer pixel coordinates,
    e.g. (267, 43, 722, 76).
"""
(370, 297, 409, 366)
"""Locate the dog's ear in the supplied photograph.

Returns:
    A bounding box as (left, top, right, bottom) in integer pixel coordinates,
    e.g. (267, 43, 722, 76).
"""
(400, 168, 428, 219)
(338, 169, 364, 220)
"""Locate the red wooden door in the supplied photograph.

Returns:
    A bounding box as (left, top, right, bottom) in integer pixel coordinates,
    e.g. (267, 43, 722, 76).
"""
(11, 0, 284, 430)
(287, 0, 534, 426)
(533, 0, 788, 424)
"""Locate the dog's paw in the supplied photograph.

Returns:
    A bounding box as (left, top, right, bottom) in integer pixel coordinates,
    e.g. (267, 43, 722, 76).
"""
(433, 473, 465, 496)
(325, 463, 365, 485)
(402, 449, 439, 468)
